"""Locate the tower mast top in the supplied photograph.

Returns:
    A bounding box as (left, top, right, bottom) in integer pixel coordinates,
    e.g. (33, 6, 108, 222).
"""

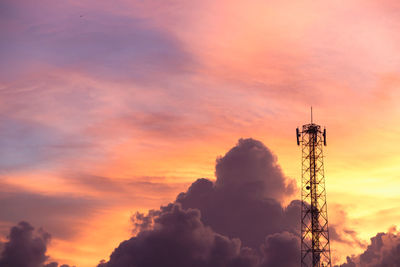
(311, 106, 313, 124)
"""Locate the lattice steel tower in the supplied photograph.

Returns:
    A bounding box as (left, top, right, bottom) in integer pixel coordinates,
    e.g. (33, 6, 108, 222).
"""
(296, 109, 331, 267)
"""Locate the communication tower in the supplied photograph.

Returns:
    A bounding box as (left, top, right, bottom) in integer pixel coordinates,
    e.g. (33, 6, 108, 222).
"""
(296, 108, 331, 267)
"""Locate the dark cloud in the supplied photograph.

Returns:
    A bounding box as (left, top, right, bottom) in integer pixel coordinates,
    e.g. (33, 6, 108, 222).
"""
(99, 203, 259, 267)
(358, 230, 400, 267)
(176, 178, 300, 249)
(100, 138, 364, 267)
(0, 221, 72, 267)
(336, 229, 400, 267)
(99, 139, 301, 267)
(214, 138, 296, 201)
(100, 138, 366, 267)
(260, 232, 300, 267)
(0, 221, 50, 267)
(176, 138, 299, 249)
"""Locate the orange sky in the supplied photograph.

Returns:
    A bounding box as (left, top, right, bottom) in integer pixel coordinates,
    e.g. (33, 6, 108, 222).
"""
(1, 0, 400, 266)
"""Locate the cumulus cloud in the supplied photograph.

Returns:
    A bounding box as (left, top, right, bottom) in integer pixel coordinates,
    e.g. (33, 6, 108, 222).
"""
(260, 232, 300, 267)
(336, 228, 400, 267)
(100, 203, 259, 267)
(0, 221, 50, 267)
(215, 138, 296, 200)
(100, 138, 366, 266)
(0, 221, 71, 267)
(99, 139, 302, 267)
(176, 138, 299, 249)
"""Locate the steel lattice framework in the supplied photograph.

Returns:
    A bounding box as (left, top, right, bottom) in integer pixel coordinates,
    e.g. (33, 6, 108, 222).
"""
(297, 122, 332, 267)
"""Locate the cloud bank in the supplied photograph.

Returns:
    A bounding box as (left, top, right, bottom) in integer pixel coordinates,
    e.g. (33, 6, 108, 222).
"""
(100, 203, 259, 267)
(99, 138, 301, 267)
(0, 221, 70, 267)
(337, 228, 400, 267)
(0, 138, 366, 267)
(98, 138, 367, 267)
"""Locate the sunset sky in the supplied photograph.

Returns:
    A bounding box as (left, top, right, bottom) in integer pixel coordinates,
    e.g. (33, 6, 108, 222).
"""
(1, 0, 400, 266)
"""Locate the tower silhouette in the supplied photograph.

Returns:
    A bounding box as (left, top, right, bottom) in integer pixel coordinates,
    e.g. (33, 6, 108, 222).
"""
(296, 109, 332, 267)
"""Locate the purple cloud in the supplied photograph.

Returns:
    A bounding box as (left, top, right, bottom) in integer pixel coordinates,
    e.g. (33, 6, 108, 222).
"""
(0, 221, 70, 267)
(336, 229, 400, 267)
